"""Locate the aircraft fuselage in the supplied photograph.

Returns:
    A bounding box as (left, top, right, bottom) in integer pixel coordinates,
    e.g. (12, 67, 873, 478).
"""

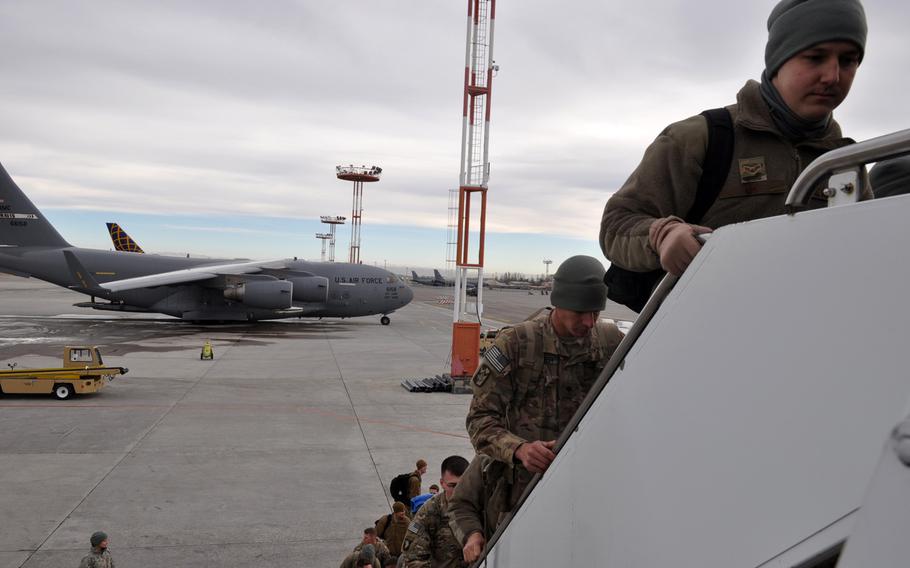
(0, 246, 413, 321)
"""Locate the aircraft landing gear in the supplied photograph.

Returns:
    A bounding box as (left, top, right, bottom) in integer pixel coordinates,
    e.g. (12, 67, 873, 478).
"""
(380, 316, 391, 326)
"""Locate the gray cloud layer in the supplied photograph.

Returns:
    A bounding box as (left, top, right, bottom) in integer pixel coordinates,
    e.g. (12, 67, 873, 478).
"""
(0, 0, 906, 242)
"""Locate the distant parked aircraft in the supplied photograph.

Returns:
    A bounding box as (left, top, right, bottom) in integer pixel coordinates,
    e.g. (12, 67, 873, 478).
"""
(410, 270, 443, 286)
(410, 269, 457, 287)
(0, 162, 412, 323)
(433, 269, 454, 286)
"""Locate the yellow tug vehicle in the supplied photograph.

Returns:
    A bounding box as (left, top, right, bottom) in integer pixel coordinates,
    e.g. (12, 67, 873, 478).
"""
(0, 346, 128, 400)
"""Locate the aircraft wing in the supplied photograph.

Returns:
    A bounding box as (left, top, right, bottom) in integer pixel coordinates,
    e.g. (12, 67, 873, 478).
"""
(100, 259, 291, 292)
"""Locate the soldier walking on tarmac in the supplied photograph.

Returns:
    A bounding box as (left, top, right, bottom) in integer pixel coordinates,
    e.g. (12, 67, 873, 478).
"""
(78, 531, 114, 568)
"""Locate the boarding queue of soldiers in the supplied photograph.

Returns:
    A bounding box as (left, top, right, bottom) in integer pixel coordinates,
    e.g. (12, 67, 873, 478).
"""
(336, 458, 423, 567)
(334, 252, 623, 568)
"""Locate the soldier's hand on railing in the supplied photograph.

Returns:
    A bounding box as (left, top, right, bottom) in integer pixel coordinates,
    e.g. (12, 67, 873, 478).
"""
(514, 440, 556, 473)
(463, 531, 485, 564)
(652, 220, 713, 276)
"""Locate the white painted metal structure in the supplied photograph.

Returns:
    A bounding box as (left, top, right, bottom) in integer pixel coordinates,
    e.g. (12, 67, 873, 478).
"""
(476, 132, 910, 567)
(315, 233, 332, 262)
(446, 188, 458, 277)
(452, 0, 496, 326)
(319, 215, 345, 263)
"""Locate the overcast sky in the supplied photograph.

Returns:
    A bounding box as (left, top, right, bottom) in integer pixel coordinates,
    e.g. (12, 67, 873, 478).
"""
(0, 1, 905, 274)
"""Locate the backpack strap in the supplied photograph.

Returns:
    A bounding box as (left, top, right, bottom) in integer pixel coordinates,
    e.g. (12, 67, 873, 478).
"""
(512, 319, 546, 391)
(686, 108, 734, 224)
(378, 513, 391, 539)
(604, 107, 733, 313)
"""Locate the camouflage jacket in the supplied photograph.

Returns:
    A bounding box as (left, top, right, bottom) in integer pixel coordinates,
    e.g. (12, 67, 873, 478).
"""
(401, 492, 466, 568)
(78, 550, 114, 568)
(448, 455, 508, 546)
(600, 80, 869, 272)
(343, 539, 393, 568)
(466, 309, 624, 467)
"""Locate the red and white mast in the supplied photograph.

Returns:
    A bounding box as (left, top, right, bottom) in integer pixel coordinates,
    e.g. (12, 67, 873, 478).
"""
(451, 0, 496, 379)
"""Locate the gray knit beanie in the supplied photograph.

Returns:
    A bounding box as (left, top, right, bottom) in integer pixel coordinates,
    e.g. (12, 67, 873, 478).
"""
(359, 544, 376, 561)
(870, 156, 910, 199)
(550, 256, 607, 312)
(765, 0, 867, 76)
(90, 531, 108, 548)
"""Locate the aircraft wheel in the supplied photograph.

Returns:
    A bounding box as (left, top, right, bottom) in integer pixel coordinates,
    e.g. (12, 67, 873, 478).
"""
(53, 383, 73, 400)
(380, 316, 391, 326)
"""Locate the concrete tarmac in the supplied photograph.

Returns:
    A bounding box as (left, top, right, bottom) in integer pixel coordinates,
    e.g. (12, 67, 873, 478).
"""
(410, 284, 638, 326)
(0, 276, 474, 567)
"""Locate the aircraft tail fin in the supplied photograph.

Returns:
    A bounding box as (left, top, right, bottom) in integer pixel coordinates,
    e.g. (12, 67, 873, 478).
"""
(0, 162, 70, 248)
(433, 269, 443, 279)
(63, 250, 103, 292)
(107, 222, 144, 253)
(412, 271, 419, 279)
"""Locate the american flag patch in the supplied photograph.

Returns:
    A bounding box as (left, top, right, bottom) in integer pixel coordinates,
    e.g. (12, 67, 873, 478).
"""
(484, 345, 510, 374)
(408, 521, 422, 534)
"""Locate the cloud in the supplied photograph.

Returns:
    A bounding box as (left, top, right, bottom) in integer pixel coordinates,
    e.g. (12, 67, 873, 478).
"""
(0, 0, 906, 273)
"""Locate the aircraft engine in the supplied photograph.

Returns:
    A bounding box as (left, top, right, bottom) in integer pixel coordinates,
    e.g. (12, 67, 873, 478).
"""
(289, 276, 329, 303)
(223, 280, 293, 310)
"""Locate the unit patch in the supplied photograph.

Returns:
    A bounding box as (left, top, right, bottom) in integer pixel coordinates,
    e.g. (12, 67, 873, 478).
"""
(484, 345, 510, 374)
(473, 366, 491, 387)
(738, 156, 767, 183)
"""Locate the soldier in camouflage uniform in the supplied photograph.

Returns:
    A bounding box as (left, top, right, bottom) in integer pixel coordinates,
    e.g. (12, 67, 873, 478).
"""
(400, 455, 470, 568)
(462, 256, 624, 550)
(78, 531, 114, 568)
(342, 528, 393, 568)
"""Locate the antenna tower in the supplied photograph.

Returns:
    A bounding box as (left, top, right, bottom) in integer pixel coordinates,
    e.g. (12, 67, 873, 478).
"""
(336, 165, 381, 264)
(316, 233, 332, 262)
(451, 0, 497, 379)
(320, 215, 346, 262)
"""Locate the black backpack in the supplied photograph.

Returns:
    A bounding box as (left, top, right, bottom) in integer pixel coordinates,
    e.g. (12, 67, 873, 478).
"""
(389, 472, 413, 505)
(605, 108, 734, 313)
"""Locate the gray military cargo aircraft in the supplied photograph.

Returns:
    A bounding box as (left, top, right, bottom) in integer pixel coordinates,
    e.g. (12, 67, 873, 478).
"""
(0, 162, 413, 323)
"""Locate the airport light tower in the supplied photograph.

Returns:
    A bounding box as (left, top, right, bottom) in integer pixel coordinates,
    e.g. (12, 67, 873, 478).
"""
(451, 0, 496, 380)
(543, 259, 552, 279)
(316, 233, 332, 262)
(320, 215, 346, 262)
(336, 165, 381, 264)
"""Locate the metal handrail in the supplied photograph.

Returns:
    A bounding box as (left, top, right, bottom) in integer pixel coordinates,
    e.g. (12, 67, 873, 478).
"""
(785, 128, 910, 209)
(472, 272, 680, 566)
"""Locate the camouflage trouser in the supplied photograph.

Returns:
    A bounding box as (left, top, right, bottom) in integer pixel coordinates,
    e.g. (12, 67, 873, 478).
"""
(484, 460, 520, 536)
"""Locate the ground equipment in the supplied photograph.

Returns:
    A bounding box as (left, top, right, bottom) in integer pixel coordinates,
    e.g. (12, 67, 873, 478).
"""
(0, 346, 127, 399)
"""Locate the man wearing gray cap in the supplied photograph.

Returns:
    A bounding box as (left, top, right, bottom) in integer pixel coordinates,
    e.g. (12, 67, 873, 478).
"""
(601, 0, 872, 293)
(465, 255, 624, 509)
(78, 531, 114, 568)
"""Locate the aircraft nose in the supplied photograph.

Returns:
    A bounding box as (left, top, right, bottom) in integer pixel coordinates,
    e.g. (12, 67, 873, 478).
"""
(400, 285, 414, 305)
